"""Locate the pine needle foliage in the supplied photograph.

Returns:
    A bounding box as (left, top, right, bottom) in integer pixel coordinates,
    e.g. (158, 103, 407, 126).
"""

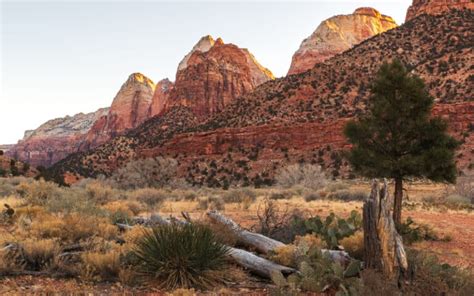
(132, 223, 230, 290)
(344, 59, 458, 225)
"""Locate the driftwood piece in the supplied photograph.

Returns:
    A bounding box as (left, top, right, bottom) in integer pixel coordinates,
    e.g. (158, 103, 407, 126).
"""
(363, 179, 408, 278)
(228, 247, 297, 278)
(207, 210, 351, 265)
(207, 210, 285, 254)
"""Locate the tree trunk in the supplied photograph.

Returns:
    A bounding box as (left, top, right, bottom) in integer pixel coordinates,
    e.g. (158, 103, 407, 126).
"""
(393, 177, 403, 226)
(363, 179, 408, 279)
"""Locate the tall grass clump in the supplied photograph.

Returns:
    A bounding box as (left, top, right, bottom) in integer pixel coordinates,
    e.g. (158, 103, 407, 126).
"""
(132, 223, 229, 290)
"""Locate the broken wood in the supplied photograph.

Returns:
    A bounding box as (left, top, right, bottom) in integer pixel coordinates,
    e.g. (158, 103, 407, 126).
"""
(207, 210, 285, 254)
(363, 179, 408, 278)
(207, 210, 351, 265)
(228, 247, 297, 279)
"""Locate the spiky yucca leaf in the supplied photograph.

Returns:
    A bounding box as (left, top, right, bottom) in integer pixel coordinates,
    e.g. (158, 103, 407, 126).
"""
(132, 223, 229, 290)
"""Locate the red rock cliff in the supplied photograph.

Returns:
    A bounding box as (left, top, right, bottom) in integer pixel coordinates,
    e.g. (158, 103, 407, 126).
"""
(84, 73, 156, 148)
(156, 36, 275, 118)
(406, 0, 474, 21)
(288, 7, 397, 75)
(7, 108, 108, 168)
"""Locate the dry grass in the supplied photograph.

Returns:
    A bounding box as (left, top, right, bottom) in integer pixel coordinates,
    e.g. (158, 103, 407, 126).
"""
(80, 250, 121, 282)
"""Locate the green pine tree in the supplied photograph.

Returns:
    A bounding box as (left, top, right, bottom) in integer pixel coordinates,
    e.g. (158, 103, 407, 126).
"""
(344, 59, 459, 225)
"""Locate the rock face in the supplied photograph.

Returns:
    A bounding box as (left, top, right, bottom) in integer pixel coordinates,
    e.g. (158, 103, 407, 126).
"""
(288, 7, 397, 75)
(7, 108, 108, 168)
(149, 79, 174, 117)
(48, 10, 473, 186)
(157, 36, 274, 118)
(83, 73, 156, 148)
(406, 0, 474, 21)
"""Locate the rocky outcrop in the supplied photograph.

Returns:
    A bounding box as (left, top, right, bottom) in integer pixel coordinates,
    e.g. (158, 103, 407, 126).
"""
(7, 108, 108, 168)
(406, 0, 474, 21)
(149, 78, 174, 117)
(158, 36, 274, 118)
(288, 7, 397, 75)
(83, 73, 155, 148)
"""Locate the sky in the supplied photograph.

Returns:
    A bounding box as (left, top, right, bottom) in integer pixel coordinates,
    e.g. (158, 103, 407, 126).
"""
(0, 0, 412, 144)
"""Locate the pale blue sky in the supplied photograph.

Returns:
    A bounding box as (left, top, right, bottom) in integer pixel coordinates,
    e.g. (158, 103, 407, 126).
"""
(0, 1, 412, 144)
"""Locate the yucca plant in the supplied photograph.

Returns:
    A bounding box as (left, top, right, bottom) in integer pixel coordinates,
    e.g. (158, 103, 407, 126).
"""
(132, 223, 230, 290)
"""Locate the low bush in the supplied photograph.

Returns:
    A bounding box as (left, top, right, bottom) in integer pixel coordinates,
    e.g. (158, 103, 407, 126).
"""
(129, 188, 167, 211)
(275, 164, 327, 189)
(303, 191, 323, 202)
(339, 231, 364, 260)
(222, 188, 256, 204)
(132, 223, 230, 290)
(327, 190, 366, 201)
(20, 239, 59, 271)
(81, 250, 121, 282)
(197, 196, 224, 211)
(398, 217, 449, 245)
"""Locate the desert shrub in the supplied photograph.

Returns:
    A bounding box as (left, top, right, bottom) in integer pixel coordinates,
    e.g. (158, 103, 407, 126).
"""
(255, 199, 306, 243)
(20, 239, 59, 271)
(16, 179, 60, 206)
(398, 217, 448, 245)
(0, 248, 20, 275)
(275, 164, 327, 189)
(445, 194, 471, 205)
(81, 250, 121, 282)
(326, 181, 350, 192)
(339, 231, 364, 260)
(197, 196, 224, 211)
(454, 174, 473, 202)
(111, 157, 179, 189)
(399, 249, 474, 295)
(129, 188, 167, 210)
(45, 188, 102, 215)
(132, 223, 230, 290)
(269, 190, 292, 200)
(270, 243, 362, 294)
(327, 190, 367, 201)
(291, 211, 362, 249)
(222, 188, 256, 203)
(303, 191, 323, 202)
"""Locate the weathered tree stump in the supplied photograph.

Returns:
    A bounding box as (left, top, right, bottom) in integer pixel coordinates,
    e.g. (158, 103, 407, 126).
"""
(363, 179, 408, 278)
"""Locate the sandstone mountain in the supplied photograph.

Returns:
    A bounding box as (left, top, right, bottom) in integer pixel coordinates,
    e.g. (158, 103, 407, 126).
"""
(288, 7, 397, 75)
(406, 0, 474, 21)
(83, 73, 156, 149)
(6, 108, 108, 167)
(47, 10, 473, 187)
(156, 36, 275, 118)
(9, 36, 273, 168)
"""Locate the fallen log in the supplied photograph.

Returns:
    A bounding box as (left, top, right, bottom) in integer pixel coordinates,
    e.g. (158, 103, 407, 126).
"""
(228, 247, 297, 279)
(207, 210, 284, 254)
(206, 210, 351, 265)
(363, 179, 408, 279)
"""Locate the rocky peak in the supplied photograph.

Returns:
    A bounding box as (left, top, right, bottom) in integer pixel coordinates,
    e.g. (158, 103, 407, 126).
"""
(163, 36, 274, 118)
(406, 0, 474, 21)
(83, 73, 156, 148)
(149, 78, 174, 117)
(288, 7, 397, 75)
(177, 35, 215, 72)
